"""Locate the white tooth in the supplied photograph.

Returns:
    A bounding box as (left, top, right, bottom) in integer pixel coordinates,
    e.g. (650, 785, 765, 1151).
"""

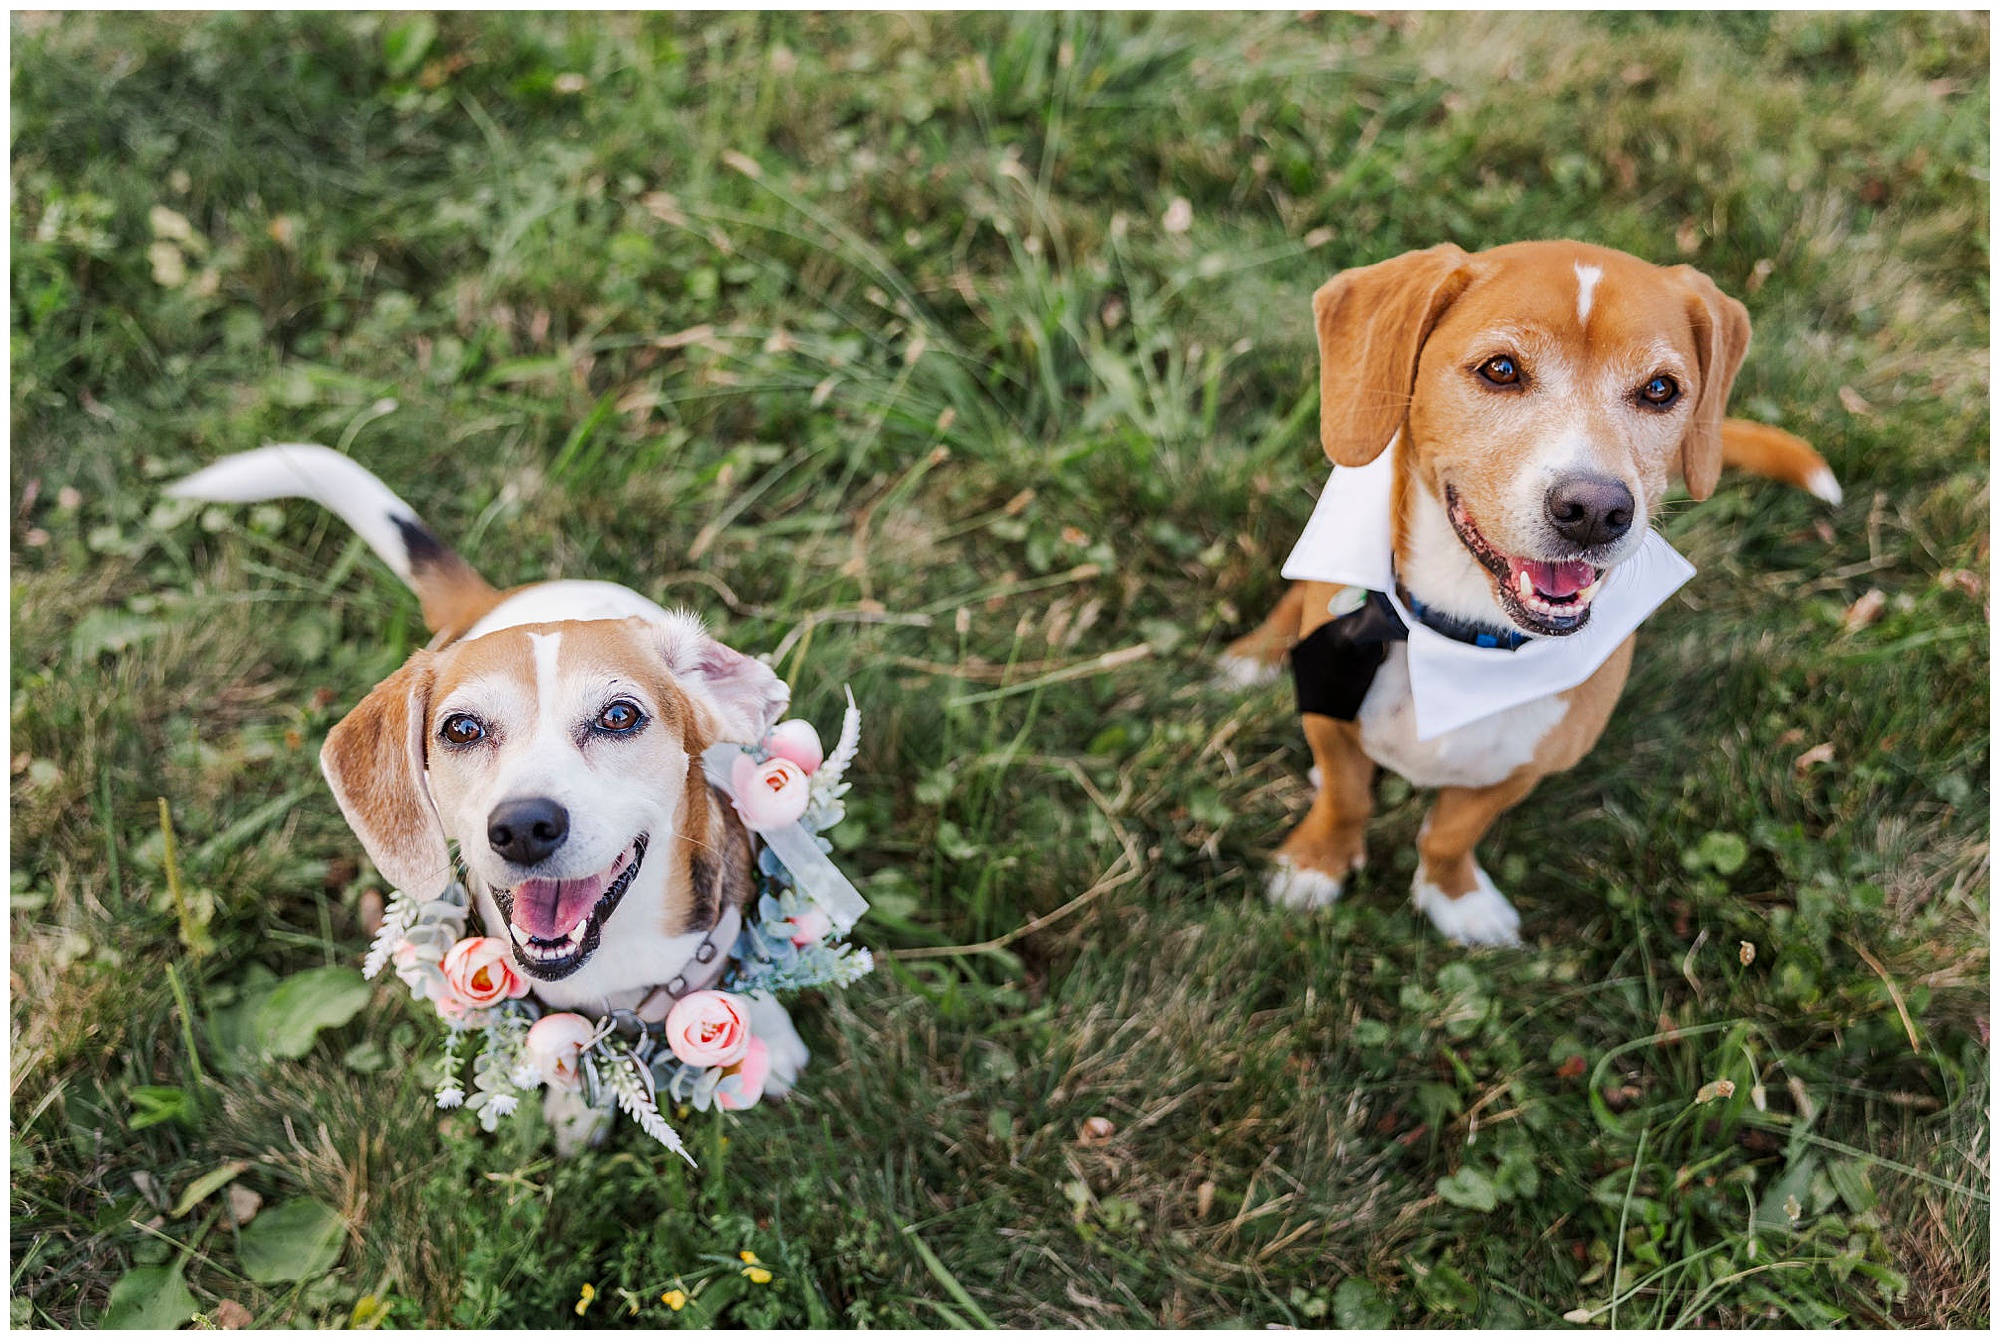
(509, 922, 530, 946)
(1579, 577, 1602, 601)
(566, 921, 588, 946)
(1517, 570, 1535, 599)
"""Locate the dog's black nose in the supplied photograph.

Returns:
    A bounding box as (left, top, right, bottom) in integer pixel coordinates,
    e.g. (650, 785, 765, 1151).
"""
(1545, 474, 1635, 548)
(488, 797, 570, 866)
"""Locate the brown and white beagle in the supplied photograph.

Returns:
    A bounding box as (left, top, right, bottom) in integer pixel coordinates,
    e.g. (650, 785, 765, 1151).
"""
(170, 446, 811, 1140)
(1221, 241, 1838, 946)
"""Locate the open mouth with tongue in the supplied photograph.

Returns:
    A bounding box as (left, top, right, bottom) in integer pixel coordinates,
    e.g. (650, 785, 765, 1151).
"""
(489, 834, 647, 980)
(1444, 485, 1605, 636)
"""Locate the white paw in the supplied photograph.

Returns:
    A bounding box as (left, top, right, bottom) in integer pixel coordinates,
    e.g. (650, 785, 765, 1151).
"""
(742, 992, 810, 1099)
(1413, 865, 1521, 947)
(1265, 858, 1344, 910)
(545, 1084, 614, 1157)
(1214, 653, 1281, 690)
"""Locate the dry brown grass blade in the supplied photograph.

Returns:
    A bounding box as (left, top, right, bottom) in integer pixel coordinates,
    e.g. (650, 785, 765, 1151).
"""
(1842, 935, 1923, 1055)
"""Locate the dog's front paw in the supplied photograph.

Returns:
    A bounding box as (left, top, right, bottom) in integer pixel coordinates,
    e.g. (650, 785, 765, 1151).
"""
(545, 1084, 615, 1156)
(1214, 652, 1283, 690)
(1265, 857, 1346, 909)
(742, 992, 810, 1100)
(1413, 866, 1521, 947)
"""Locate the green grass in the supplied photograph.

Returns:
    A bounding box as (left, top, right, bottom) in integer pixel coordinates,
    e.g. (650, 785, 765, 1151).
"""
(10, 10, 1989, 1329)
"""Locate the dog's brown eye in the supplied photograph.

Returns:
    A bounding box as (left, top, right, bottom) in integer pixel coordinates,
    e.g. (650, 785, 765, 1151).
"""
(1477, 355, 1521, 386)
(440, 714, 486, 746)
(596, 700, 642, 733)
(1639, 375, 1680, 406)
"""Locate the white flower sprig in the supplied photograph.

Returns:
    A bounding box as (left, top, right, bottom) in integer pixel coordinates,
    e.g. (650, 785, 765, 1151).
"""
(465, 1010, 534, 1131)
(436, 1028, 465, 1109)
(603, 1044, 696, 1167)
(364, 890, 420, 980)
(818, 687, 863, 791)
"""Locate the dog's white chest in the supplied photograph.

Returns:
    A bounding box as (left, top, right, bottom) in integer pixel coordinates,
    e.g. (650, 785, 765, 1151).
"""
(1356, 645, 1567, 789)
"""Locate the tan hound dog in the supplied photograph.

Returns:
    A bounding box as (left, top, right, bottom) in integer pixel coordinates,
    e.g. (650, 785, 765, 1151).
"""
(1221, 242, 1837, 946)
(171, 447, 812, 1143)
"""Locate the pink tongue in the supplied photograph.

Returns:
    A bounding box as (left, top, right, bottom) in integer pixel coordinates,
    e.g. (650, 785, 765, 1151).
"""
(1512, 557, 1596, 598)
(510, 873, 606, 940)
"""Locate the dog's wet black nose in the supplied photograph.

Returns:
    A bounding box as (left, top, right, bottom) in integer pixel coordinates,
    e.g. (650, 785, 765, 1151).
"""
(488, 797, 569, 866)
(1545, 474, 1635, 548)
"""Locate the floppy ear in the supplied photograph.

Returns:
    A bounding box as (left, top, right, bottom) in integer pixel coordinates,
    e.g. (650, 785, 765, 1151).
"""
(1671, 266, 1753, 502)
(646, 612, 790, 745)
(319, 653, 452, 895)
(1313, 243, 1474, 467)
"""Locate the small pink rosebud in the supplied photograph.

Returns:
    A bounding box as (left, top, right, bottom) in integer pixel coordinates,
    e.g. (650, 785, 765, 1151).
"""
(717, 1035, 771, 1110)
(785, 909, 831, 947)
(730, 754, 811, 830)
(763, 719, 824, 775)
(524, 1012, 597, 1088)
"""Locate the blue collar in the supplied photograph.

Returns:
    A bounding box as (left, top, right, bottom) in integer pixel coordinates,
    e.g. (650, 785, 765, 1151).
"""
(1399, 589, 1533, 651)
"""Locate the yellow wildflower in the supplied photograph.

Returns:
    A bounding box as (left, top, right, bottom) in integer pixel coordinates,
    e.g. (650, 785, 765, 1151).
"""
(575, 1283, 595, 1316)
(738, 1250, 760, 1264)
(741, 1265, 773, 1285)
(661, 1289, 687, 1312)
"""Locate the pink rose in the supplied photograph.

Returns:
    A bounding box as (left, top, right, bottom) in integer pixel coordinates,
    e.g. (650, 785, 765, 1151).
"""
(730, 754, 810, 830)
(663, 990, 753, 1068)
(717, 1036, 770, 1110)
(442, 937, 531, 1009)
(785, 909, 831, 947)
(524, 1012, 596, 1089)
(764, 719, 823, 775)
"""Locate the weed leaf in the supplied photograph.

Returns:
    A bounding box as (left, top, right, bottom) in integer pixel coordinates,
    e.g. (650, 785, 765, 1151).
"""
(127, 1084, 195, 1131)
(236, 1197, 345, 1284)
(250, 967, 372, 1060)
(102, 1262, 197, 1329)
(1435, 1168, 1499, 1213)
(1332, 1277, 1393, 1327)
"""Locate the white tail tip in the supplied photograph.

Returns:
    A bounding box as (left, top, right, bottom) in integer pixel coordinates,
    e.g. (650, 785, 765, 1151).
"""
(1806, 467, 1843, 506)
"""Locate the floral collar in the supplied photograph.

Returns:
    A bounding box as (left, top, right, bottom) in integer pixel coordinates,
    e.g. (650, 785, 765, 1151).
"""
(363, 693, 873, 1164)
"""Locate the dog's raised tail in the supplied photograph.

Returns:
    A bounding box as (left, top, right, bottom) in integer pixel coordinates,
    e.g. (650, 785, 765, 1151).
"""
(1720, 419, 1842, 505)
(168, 444, 500, 634)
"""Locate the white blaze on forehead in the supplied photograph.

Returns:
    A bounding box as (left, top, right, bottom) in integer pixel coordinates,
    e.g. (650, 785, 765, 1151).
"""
(528, 631, 564, 731)
(1574, 262, 1605, 325)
